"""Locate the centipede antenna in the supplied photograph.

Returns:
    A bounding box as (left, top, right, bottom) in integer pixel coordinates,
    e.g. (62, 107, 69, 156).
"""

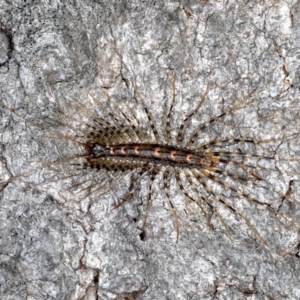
(0, 154, 89, 189)
(2, 102, 87, 146)
(46, 116, 84, 137)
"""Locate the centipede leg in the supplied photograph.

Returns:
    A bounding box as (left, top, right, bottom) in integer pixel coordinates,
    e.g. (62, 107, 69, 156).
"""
(134, 89, 162, 144)
(140, 169, 157, 241)
(100, 88, 144, 143)
(174, 168, 212, 230)
(165, 73, 176, 145)
(163, 166, 180, 243)
(186, 88, 257, 147)
(112, 168, 148, 210)
(191, 169, 269, 247)
(184, 170, 232, 240)
(176, 85, 209, 146)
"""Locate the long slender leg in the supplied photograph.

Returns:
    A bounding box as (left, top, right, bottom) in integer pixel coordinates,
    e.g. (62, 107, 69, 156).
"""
(55, 101, 118, 145)
(2, 102, 88, 147)
(190, 169, 269, 246)
(176, 85, 209, 146)
(196, 130, 300, 152)
(205, 166, 295, 203)
(163, 166, 180, 243)
(71, 98, 130, 145)
(87, 93, 130, 141)
(134, 89, 162, 144)
(37, 172, 89, 188)
(198, 168, 300, 230)
(197, 138, 255, 151)
(68, 99, 127, 143)
(140, 169, 158, 241)
(174, 168, 212, 230)
(165, 73, 176, 145)
(186, 88, 257, 147)
(204, 150, 300, 165)
(100, 88, 145, 143)
(184, 169, 232, 240)
(112, 168, 148, 210)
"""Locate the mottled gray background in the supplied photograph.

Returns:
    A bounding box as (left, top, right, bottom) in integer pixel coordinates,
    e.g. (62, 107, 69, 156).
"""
(1, 0, 300, 299)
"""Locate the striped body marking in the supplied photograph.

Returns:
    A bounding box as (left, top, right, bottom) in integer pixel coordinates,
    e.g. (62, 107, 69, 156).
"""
(92, 143, 211, 168)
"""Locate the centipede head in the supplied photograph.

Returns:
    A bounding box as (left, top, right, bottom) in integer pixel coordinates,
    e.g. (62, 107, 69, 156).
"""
(91, 143, 107, 158)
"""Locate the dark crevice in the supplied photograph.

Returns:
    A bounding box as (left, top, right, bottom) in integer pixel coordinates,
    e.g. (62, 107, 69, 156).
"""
(0, 22, 14, 61)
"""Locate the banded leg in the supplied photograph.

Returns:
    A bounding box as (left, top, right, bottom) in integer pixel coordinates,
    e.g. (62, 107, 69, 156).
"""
(100, 88, 145, 143)
(69, 98, 128, 143)
(66, 178, 94, 192)
(196, 131, 300, 152)
(203, 154, 298, 183)
(140, 169, 158, 240)
(196, 167, 300, 234)
(186, 88, 257, 147)
(163, 166, 180, 243)
(205, 166, 296, 204)
(165, 73, 176, 145)
(176, 85, 209, 146)
(72, 97, 129, 144)
(174, 168, 212, 230)
(204, 151, 300, 168)
(204, 151, 273, 160)
(191, 169, 268, 246)
(134, 89, 162, 144)
(184, 169, 232, 240)
(59, 101, 121, 144)
(112, 167, 148, 210)
(88, 93, 131, 140)
(197, 138, 255, 151)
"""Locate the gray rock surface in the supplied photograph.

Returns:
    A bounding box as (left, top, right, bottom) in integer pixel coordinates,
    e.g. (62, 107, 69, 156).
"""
(1, 1, 300, 299)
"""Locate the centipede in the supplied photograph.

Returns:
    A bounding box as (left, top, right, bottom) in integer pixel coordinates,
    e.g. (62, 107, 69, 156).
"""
(1, 73, 300, 252)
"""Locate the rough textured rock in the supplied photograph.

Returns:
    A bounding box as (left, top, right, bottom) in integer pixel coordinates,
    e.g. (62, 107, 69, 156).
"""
(1, 1, 300, 299)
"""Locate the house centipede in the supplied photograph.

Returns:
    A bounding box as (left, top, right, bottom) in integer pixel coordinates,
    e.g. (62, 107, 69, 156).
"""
(1, 73, 300, 251)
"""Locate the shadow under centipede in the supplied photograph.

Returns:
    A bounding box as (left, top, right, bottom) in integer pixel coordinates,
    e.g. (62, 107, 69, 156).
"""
(1, 73, 300, 254)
